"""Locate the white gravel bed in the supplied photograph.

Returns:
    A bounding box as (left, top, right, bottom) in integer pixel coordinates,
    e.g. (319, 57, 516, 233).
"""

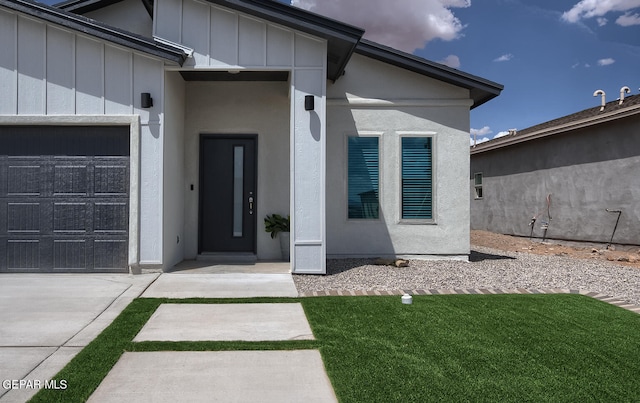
(293, 246, 640, 306)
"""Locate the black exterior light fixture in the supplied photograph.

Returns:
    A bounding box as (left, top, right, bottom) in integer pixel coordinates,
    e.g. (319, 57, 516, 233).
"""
(141, 92, 153, 108)
(304, 95, 314, 111)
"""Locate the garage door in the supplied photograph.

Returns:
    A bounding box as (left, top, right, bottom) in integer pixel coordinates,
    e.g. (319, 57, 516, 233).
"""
(0, 126, 130, 273)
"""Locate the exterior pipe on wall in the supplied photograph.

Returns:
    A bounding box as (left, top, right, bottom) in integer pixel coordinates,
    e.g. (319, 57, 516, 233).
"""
(605, 209, 622, 249)
(593, 90, 606, 111)
(619, 86, 631, 105)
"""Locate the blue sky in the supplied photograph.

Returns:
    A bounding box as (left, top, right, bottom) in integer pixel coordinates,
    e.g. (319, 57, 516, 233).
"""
(289, 0, 640, 144)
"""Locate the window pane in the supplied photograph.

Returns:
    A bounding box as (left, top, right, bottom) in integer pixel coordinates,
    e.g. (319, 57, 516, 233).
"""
(402, 137, 432, 219)
(348, 137, 379, 219)
(233, 146, 243, 237)
(474, 173, 483, 185)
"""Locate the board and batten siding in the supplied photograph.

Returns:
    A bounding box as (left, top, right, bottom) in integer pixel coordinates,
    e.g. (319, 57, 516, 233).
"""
(154, 0, 325, 70)
(0, 7, 167, 268)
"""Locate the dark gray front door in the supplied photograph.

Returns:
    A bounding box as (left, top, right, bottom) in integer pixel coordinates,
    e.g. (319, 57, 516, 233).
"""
(0, 126, 130, 273)
(199, 135, 257, 253)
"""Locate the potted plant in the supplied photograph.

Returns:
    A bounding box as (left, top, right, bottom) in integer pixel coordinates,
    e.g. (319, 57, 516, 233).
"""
(264, 214, 290, 261)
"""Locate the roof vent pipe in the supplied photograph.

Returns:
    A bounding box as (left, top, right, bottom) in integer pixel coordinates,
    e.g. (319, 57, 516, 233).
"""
(593, 89, 606, 111)
(619, 86, 631, 105)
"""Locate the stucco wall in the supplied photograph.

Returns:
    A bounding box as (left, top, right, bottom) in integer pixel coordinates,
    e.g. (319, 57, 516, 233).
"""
(326, 54, 472, 257)
(163, 72, 186, 268)
(183, 81, 290, 260)
(470, 114, 640, 245)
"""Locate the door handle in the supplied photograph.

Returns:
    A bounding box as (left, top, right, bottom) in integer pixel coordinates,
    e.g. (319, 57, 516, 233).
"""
(248, 196, 254, 214)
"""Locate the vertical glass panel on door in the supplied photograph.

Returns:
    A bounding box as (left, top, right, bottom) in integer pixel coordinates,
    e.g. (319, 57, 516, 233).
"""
(233, 146, 244, 237)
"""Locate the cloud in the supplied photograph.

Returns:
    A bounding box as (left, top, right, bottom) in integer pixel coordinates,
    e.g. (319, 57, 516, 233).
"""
(562, 0, 640, 24)
(290, 0, 471, 53)
(597, 58, 616, 66)
(438, 55, 461, 68)
(493, 131, 511, 139)
(493, 53, 514, 62)
(469, 126, 492, 146)
(597, 17, 608, 26)
(470, 126, 492, 136)
(470, 136, 490, 146)
(617, 12, 640, 25)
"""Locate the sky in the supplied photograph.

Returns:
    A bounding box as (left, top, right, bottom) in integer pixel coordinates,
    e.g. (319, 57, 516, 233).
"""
(288, 0, 640, 145)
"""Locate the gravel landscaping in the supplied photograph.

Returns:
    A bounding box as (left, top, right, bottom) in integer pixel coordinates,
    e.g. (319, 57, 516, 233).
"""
(293, 246, 640, 306)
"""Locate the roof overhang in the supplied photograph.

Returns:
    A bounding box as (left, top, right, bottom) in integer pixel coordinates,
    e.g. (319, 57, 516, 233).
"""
(471, 102, 640, 154)
(1, 0, 187, 65)
(355, 39, 503, 109)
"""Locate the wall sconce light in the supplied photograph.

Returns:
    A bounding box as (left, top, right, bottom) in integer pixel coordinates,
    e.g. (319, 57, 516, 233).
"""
(304, 95, 314, 111)
(141, 92, 153, 108)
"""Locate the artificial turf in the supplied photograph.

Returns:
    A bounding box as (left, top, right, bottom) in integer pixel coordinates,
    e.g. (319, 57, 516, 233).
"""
(30, 294, 640, 402)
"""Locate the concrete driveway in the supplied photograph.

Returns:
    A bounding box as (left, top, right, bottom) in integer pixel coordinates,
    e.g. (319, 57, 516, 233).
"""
(0, 273, 159, 403)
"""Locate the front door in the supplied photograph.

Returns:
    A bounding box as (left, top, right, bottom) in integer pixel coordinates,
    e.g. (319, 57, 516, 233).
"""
(199, 135, 257, 253)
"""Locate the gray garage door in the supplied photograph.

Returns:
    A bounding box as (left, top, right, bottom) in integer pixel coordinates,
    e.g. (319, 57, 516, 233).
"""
(0, 126, 130, 273)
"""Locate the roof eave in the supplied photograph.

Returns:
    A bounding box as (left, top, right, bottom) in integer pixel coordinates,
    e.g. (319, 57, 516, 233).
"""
(355, 39, 503, 109)
(470, 104, 640, 154)
(1, 0, 186, 65)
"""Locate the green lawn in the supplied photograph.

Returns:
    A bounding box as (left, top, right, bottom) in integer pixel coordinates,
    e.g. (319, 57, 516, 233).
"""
(31, 294, 640, 402)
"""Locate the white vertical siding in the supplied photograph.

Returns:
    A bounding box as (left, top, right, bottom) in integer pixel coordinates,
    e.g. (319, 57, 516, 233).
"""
(156, 0, 318, 70)
(46, 26, 75, 114)
(76, 36, 104, 114)
(294, 33, 324, 68)
(154, 0, 181, 42)
(181, 0, 209, 67)
(105, 45, 133, 114)
(209, 6, 238, 66)
(17, 16, 45, 114)
(0, 9, 17, 114)
(238, 15, 266, 66)
(266, 25, 293, 66)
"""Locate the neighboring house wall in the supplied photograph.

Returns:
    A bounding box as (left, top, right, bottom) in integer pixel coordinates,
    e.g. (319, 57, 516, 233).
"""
(182, 81, 290, 261)
(0, 7, 167, 268)
(326, 54, 473, 257)
(470, 114, 640, 245)
(85, 0, 153, 37)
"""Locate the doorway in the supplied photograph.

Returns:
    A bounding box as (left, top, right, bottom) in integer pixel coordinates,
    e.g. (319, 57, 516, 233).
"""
(199, 135, 257, 254)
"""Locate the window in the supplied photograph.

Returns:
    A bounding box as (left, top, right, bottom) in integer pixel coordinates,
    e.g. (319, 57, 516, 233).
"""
(401, 137, 432, 219)
(474, 172, 483, 199)
(348, 136, 379, 219)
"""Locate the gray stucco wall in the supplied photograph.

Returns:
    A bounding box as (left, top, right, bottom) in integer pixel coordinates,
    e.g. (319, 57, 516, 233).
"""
(470, 114, 640, 245)
(326, 54, 473, 258)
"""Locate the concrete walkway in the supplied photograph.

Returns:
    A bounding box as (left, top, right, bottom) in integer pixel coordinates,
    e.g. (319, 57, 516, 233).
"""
(89, 261, 337, 402)
(0, 261, 336, 402)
